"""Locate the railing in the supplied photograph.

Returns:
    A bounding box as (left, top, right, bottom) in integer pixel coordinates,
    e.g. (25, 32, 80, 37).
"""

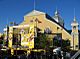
(71, 50, 80, 59)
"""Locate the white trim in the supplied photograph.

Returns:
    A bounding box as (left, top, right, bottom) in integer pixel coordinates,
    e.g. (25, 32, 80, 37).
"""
(13, 24, 29, 28)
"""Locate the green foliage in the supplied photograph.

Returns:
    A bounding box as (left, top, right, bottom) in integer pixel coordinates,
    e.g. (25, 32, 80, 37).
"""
(35, 33, 50, 49)
(0, 40, 3, 44)
(53, 38, 71, 51)
(62, 39, 71, 51)
(53, 39, 61, 47)
(62, 39, 70, 47)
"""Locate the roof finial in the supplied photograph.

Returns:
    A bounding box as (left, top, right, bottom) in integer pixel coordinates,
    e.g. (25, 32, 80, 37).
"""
(74, 8, 76, 21)
(55, 7, 59, 15)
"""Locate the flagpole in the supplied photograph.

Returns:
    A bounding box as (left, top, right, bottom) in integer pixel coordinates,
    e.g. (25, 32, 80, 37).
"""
(34, 0, 35, 10)
(74, 8, 75, 18)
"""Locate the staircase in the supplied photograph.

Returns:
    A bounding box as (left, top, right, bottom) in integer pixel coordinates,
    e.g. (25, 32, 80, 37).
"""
(71, 50, 80, 59)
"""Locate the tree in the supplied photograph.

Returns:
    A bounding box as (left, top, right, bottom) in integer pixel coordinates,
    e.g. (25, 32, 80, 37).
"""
(53, 36, 61, 47)
(35, 33, 50, 49)
(53, 37, 71, 52)
(61, 39, 71, 52)
(0, 34, 4, 44)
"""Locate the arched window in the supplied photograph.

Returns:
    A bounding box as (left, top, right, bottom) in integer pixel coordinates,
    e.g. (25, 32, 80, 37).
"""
(73, 26, 76, 30)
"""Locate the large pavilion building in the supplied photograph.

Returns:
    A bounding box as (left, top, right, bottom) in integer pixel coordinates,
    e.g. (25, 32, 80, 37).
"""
(3, 9, 80, 55)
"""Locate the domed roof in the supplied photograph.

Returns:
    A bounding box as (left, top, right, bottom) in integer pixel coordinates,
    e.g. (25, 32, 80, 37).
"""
(53, 9, 64, 26)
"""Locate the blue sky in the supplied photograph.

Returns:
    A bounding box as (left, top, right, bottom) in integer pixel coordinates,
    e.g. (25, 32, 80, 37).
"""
(0, 0, 80, 33)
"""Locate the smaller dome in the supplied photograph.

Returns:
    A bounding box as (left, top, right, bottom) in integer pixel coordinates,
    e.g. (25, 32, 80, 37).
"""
(53, 9, 64, 26)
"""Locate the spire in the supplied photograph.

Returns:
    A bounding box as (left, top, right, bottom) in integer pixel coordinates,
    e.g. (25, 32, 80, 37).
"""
(73, 16, 76, 22)
(53, 8, 64, 26)
(73, 8, 76, 22)
(55, 8, 59, 16)
(71, 8, 79, 26)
